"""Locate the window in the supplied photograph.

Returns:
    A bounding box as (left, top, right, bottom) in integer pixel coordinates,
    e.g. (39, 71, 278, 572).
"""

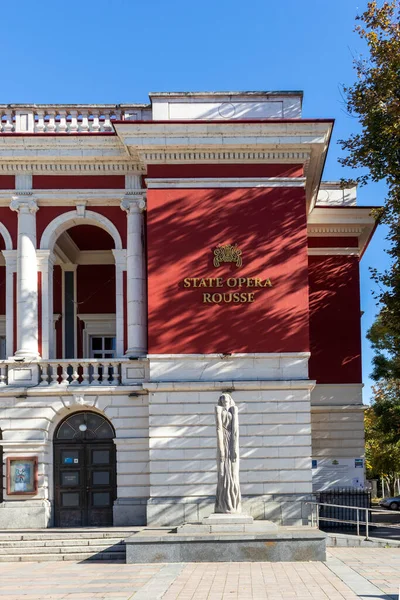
(0, 337, 6, 360)
(90, 336, 116, 359)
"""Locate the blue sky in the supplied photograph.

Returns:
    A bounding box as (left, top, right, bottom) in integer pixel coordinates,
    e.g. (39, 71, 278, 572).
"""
(1, 0, 388, 402)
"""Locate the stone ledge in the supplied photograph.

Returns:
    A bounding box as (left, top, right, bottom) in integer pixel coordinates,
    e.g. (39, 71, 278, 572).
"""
(125, 527, 326, 563)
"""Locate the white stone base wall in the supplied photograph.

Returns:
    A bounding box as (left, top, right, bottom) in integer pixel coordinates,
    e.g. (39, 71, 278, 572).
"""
(311, 384, 365, 490)
(147, 494, 313, 527)
(0, 389, 150, 528)
(1, 356, 367, 528)
(145, 373, 314, 526)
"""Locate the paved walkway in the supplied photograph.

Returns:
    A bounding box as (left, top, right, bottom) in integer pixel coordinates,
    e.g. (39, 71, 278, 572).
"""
(0, 548, 398, 599)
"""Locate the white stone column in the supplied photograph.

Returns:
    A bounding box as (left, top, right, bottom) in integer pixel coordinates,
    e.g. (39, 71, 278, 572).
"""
(37, 250, 56, 360)
(120, 194, 147, 357)
(112, 249, 127, 357)
(10, 196, 40, 359)
(1, 250, 17, 357)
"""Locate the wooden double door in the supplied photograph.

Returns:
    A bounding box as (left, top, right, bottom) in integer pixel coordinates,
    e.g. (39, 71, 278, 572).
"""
(54, 442, 116, 527)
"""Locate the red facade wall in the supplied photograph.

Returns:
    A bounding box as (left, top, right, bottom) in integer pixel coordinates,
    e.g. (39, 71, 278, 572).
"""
(0, 176, 15, 189)
(53, 266, 63, 314)
(90, 207, 127, 247)
(308, 256, 362, 384)
(53, 266, 63, 359)
(33, 176, 125, 189)
(76, 265, 116, 314)
(308, 237, 359, 248)
(36, 207, 72, 242)
(147, 186, 309, 354)
(147, 164, 303, 178)
(0, 208, 17, 248)
(0, 267, 5, 314)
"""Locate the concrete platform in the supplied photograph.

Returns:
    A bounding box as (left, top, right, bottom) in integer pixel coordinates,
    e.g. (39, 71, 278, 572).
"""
(178, 517, 278, 534)
(125, 525, 327, 563)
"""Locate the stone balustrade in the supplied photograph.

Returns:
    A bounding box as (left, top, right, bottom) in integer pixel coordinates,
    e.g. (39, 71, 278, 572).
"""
(0, 359, 146, 387)
(39, 360, 122, 385)
(0, 105, 151, 133)
(0, 360, 130, 386)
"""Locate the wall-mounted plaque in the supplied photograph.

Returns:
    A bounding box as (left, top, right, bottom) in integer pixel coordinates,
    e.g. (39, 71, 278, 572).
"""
(7, 457, 38, 495)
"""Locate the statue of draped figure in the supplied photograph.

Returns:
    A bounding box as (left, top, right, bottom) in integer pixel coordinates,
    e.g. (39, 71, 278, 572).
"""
(214, 393, 242, 514)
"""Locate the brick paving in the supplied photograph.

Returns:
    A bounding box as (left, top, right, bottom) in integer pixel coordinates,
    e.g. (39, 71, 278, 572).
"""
(329, 547, 400, 599)
(0, 549, 399, 599)
(161, 562, 359, 599)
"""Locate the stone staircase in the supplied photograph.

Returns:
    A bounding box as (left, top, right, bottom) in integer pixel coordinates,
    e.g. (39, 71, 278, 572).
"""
(0, 528, 142, 562)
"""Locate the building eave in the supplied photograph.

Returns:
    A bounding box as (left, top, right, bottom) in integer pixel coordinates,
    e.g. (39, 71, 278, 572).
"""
(113, 119, 333, 212)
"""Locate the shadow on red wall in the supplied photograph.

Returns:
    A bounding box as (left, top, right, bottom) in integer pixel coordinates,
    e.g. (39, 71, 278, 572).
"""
(147, 187, 309, 354)
(308, 256, 361, 384)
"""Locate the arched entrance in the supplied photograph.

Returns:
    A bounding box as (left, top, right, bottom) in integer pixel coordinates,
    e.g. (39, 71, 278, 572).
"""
(54, 412, 116, 527)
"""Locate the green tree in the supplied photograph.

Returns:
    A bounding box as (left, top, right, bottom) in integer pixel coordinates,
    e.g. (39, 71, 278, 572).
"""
(339, 1, 400, 381)
(365, 384, 400, 496)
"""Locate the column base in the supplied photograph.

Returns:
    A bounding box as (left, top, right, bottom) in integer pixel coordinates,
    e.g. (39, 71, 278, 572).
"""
(13, 350, 41, 360)
(125, 347, 146, 357)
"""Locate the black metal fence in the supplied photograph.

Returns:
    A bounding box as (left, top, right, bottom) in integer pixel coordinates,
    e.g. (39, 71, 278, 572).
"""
(317, 488, 371, 530)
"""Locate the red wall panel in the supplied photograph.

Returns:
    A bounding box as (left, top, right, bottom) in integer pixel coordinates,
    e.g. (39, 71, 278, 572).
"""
(308, 256, 362, 383)
(147, 186, 309, 354)
(36, 207, 72, 244)
(147, 164, 303, 178)
(53, 265, 63, 314)
(0, 267, 5, 314)
(90, 207, 127, 247)
(33, 176, 125, 189)
(76, 265, 115, 314)
(38, 272, 42, 357)
(0, 176, 15, 189)
(308, 237, 359, 248)
(0, 208, 17, 248)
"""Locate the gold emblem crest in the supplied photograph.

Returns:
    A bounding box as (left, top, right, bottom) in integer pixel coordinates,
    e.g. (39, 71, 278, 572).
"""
(213, 244, 243, 268)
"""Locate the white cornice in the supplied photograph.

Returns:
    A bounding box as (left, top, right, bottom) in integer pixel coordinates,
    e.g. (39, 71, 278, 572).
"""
(0, 136, 129, 162)
(307, 207, 376, 257)
(308, 248, 360, 256)
(146, 177, 306, 189)
(114, 121, 333, 212)
(308, 226, 364, 235)
(143, 379, 316, 392)
(308, 206, 375, 225)
(140, 150, 311, 163)
(114, 120, 331, 144)
(0, 162, 144, 174)
(0, 189, 126, 206)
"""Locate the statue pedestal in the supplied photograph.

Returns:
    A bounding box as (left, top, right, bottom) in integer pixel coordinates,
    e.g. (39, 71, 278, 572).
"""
(179, 514, 278, 534)
(203, 513, 254, 525)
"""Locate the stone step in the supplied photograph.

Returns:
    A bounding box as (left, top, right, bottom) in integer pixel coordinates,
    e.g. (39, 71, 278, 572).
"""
(0, 537, 125, 548)
(0, 551, 126, 562)
(0, 530, 139, 541)
(0, 543, 126, 555)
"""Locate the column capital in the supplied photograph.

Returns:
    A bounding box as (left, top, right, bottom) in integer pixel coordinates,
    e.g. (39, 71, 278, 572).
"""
(10, 194, 39, 214)
(36, 249, 57, 270)
(112, 249, 127, 269)
(1, 249, 17, 270)
(121, 192, 146, 214)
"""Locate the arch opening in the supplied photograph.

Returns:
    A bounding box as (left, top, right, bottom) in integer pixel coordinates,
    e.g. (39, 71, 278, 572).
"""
(55, 411, 115, 442)
(0, 224, 13, 360)
(40, 210, 122, 252)
(53, 411, 116, 527)
(42, 216, 125, 360)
